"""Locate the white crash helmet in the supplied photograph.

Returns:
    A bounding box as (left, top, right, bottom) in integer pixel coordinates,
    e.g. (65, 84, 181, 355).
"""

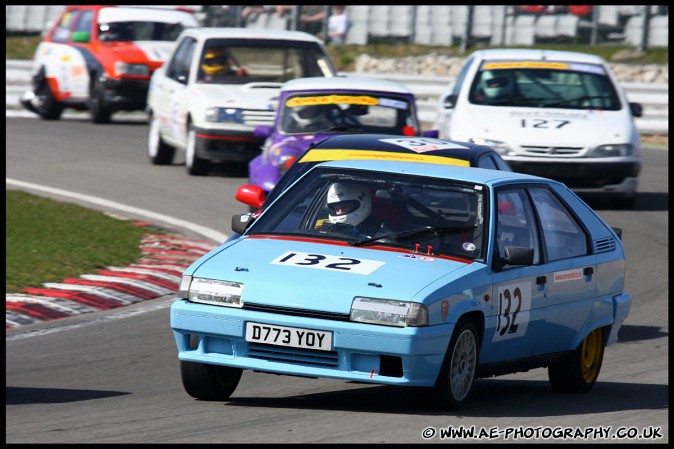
(291, 105, 327, 130)
(327, 183, 371, 226)
(481, 70, 515, 99)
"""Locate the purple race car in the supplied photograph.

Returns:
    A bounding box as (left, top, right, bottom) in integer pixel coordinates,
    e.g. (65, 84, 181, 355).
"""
(248, 76, 438, 194)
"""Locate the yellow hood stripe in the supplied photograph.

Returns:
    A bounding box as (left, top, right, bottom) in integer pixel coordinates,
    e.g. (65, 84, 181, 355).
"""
(298, 149, 470, 167)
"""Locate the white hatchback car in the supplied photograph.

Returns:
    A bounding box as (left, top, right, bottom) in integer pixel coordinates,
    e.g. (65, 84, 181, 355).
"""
(146, 27, 338, 176)
(435, 48, 643, 207)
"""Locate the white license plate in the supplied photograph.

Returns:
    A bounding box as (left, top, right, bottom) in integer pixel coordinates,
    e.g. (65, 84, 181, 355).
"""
(245, 322, 333, 352)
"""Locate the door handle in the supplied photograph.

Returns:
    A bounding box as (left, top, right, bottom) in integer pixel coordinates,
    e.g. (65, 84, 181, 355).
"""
(583, 267, 594, 276)
(536, 276, 546, 285)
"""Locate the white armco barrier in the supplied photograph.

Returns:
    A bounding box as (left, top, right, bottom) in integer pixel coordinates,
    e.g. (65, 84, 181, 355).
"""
(5, 60, 668, 135)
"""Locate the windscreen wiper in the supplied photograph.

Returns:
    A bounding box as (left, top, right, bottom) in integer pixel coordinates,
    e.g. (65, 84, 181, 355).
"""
(545, 95, 613, 107)
(350, 225, 476, 247)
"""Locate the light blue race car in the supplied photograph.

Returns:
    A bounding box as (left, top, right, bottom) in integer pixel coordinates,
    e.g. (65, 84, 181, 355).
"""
(171, 158, 631, 410)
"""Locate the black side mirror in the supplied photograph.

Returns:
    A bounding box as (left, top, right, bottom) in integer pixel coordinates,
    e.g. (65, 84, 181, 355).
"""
(231, 213, 255, 235)
(443, 94, 458, 109)
(493, 245, 534, 272)
(629, 102, 642, 118)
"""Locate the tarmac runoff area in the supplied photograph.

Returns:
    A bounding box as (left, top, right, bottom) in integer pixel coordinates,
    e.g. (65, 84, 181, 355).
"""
(5, 222, 217, 329)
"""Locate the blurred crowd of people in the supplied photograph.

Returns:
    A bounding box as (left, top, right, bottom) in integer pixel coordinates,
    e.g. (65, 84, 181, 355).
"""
(204, 5, 350, 45)
(513, 5, 593, 17)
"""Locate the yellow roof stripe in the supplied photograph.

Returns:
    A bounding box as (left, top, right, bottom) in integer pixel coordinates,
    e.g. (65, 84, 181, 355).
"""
(484, 61, 569, 70)
(298, 149, 470, 167)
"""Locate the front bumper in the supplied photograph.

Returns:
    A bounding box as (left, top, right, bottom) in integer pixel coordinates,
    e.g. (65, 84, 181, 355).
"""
(507, 159, 641, 194)
(192, 126, 264, 163)
(170, 298, 452, 386)
(101, 78, 150, 112)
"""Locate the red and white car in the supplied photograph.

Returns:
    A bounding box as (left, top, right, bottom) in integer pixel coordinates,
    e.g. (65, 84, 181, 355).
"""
(20, 5, 198, 123)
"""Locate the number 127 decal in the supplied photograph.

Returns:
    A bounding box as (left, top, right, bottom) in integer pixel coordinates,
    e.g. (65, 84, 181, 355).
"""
(520, 119, 570, 129)
(271, 251, 385, 275)
(493, 281, 531, 341)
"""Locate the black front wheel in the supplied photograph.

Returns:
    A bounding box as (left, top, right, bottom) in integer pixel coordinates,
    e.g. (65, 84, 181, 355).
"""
(33, 76, 63, 120)
(89, 77, 112, 124)
(185, 126, 210, 176)
(147, 113, 175, 165)
(180, 360, 243, 401)
(426, 318, 479, 410)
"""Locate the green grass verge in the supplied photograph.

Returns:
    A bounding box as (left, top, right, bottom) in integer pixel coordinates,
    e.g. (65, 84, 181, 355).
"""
(5, 190, 157, 293)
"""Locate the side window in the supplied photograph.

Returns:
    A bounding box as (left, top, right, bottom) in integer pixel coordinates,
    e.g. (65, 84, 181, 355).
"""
(73, 10, 93, 34)
(496, 189, 540, 266)
(529, 188, 589, 261)
(166, 37, 196, 82)
(452, 56, 475, 96)
(52, 10, 77, 43)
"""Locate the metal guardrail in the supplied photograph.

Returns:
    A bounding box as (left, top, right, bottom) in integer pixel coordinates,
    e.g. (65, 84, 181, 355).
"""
(5, 60, 668, 135)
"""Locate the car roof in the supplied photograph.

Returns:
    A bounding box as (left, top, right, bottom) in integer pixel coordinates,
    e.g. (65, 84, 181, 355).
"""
(180, 27, 324, 43)
(305, 134, 502, 167)
(281, 76, 413, 95)
(470, 48, 607, 65)
(97, 6, 198, 25)
(317, 158, 547, 186)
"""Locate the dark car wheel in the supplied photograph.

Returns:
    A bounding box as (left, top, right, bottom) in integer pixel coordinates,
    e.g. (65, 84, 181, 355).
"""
(147, 113, 175, 165)
(548, 327, 604, 393)
(185, 125, 210, 176)
(90, 77, 112, 124)
(33, 74, 64, 120)
(180, 360, 243, 401)
(427, 317, 479, 410)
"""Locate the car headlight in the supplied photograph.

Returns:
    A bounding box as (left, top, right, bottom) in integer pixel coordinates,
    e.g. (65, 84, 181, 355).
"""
(470, 137, 514, 156)
(350, 297, 428, 327)
(180, 275, 244, 308)
(114, 62, 149, 76)
(587, 144, 632, 157)
(206, 107, 244, 123)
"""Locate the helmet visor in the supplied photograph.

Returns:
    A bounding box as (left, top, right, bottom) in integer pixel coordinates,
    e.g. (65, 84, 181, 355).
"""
(328, 200, 360, 216)
(204, 53, 229, 67)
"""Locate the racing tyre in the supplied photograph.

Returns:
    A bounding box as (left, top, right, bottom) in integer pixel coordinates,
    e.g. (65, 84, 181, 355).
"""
(33, 75, 63, 120)
(548, 327, 604, 393)
(180, 360, 243, 401)
(147, 114, 175, 165)
(185, 125, 210, 176)
(89, 77, 112, 124)
(428, 318, 479, 410)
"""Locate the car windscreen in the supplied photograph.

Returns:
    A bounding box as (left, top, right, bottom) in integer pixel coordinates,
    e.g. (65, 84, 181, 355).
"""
(249, 166, 487, 261)
(197, 39, 335, 84)
(98, 20, 187, 41)
(279, 92, 418, 135)
(468, 61, 621, 110)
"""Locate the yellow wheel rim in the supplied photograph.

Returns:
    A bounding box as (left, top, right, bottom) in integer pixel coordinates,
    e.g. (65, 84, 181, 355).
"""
(580, 328, 604, 383)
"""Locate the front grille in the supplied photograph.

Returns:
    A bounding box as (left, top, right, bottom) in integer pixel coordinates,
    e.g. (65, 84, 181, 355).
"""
(519, 145, 585, 156)
(242, 109, 275, 126)
(248, 343, 339, 367)
(243, 303, 351, 321)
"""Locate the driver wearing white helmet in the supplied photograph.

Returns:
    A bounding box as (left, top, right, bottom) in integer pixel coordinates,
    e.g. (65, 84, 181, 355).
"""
(325, 182, 382, 238)
(290, 105, 331, 132)
(475, 70, 517, 103)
